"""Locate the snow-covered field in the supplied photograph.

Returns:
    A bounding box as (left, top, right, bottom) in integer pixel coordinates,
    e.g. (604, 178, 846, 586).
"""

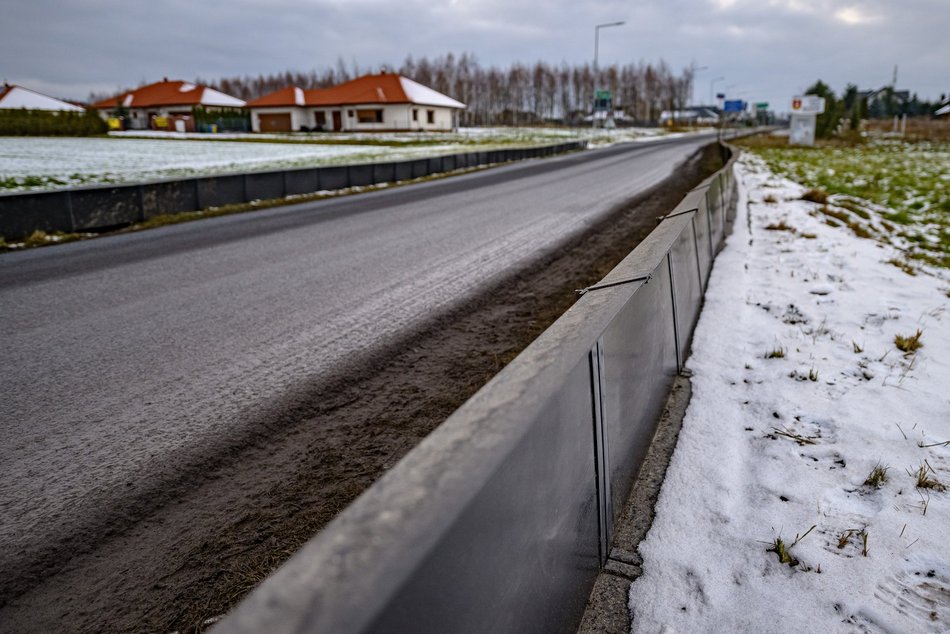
(629, 153, 950, 632)
(0, 126, 702, 193)
(0, 137, 458, 191)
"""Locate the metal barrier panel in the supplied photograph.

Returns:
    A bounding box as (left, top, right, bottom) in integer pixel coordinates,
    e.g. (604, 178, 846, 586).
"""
(393, 161, 414, 182)
(427, 156, 442, 174)
(364, 355, 600, 633)
(442, 154, 457, 172)
(347, 164, 375, 188)
(197, 175, 245, 208)
(600, 263, 678, 522)
(283, 169, 319, 196)
(409, 159, 429, 179)
(70, 185, 142, 230)
(142, 180, 199, 219)
(372, 163, 397, 184)
(692, 194, 714, 289)
(318, 166, 348, 191)
(245, 172, 285, 202)
(0, 191, 72, 237)
(667, 215, 704, 369)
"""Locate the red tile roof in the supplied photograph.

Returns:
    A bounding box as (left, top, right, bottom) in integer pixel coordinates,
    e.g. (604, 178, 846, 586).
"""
(92, 79, 244, 110)
(246, 73, 463, 109)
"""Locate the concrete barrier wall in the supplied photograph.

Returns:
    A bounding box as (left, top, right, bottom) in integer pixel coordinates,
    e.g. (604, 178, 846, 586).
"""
(218, 144, 741, 634)
(0, 141, 585, 240)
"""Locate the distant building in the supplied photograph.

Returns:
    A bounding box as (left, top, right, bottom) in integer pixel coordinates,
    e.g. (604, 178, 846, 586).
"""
(659, 106, 720, 126)
(936, 99, 950, 118)
(0, 84, 85, 112)
(246, 73, 466, 133)
(91, 78, 246, 131)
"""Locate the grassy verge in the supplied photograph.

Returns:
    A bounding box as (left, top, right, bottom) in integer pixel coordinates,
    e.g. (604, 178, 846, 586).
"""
(736, 134, 950, 270)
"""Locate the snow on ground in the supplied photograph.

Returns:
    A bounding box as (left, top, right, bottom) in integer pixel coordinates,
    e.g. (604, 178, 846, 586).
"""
(629, 152, 950, 632)
(0, 136, 458, 191)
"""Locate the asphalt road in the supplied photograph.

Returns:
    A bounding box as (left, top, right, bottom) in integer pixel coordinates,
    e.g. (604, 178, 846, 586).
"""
(0, 133, 715, 603)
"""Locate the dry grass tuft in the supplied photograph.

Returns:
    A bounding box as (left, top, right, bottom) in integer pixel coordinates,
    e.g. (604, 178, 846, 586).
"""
(894, 330, 923, 354)
(802, 188, 829, 204)
(765, 220, 796, 232)
(863, 463, 889, 488)
(767, 525, 816, 567)
(909, 461, 946, 492)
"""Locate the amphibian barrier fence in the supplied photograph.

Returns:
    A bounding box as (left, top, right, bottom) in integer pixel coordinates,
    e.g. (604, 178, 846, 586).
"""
(218, 142, 739, 633)
(0, 141, 585, 239)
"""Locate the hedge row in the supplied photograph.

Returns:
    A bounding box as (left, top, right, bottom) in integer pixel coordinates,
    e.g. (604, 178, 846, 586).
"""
(0, 109, 108, 136)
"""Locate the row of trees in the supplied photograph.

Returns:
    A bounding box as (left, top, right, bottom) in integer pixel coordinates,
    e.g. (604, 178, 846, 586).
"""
(806, 80, 946, 139)
(203, 53, 696, 125)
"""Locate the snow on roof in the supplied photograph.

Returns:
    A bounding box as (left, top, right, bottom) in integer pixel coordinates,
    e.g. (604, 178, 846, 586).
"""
(936, 103, 950, 116)
(199, 87, 246, 108)
(0, 85, 85, 112)
(179, 83, 197, 93)
(398, 76, 466, 109)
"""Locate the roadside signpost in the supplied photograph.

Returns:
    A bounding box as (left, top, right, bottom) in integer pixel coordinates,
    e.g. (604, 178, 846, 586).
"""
(789, 95, 825, 146)
(723, 99, 746, 113)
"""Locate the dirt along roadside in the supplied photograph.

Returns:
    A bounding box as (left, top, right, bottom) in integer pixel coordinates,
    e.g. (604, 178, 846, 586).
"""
(0, 143, 724, 633)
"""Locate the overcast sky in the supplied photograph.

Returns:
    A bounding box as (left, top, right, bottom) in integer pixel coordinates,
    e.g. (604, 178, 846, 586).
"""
(2, 0, 947, 113)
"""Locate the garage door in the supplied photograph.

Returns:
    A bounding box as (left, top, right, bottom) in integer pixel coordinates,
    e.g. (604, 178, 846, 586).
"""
(259, 113, 292, 132)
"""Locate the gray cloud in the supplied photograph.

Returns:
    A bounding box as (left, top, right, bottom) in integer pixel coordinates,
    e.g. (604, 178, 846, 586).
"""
(2, 0, 947, 111)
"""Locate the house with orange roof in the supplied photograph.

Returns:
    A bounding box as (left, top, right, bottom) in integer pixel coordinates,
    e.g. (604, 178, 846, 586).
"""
(91, 78, 246, 131)
(245, 73, 465, 133)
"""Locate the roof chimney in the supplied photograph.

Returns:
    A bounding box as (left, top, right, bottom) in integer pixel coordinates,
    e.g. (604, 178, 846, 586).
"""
(163, 77, 169, 83)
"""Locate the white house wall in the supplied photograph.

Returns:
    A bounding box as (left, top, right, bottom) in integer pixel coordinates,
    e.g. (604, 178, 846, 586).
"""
(318, 104, 457, 131)
(248, 104, 460, 133)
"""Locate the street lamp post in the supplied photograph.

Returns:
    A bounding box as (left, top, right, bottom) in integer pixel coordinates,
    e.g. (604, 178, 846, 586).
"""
(593, 21, 624, 129)
(689, 63, 708, 107)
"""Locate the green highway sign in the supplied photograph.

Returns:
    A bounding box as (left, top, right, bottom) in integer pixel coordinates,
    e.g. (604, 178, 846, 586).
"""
(595, 90, 612, 100)
(755, 102, 769, 110)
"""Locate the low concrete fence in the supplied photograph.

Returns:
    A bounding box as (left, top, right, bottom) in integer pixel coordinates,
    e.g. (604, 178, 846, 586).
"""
(0, 141, 585, 240)
(218, 144, 739, 633)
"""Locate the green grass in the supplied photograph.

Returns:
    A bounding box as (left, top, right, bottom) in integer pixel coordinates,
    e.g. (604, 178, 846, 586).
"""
(738, 136, 950, 269)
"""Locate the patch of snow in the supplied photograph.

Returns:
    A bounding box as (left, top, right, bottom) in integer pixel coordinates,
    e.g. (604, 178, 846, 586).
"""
(179, 82, 197, 93)
(629, 153, 950, 632)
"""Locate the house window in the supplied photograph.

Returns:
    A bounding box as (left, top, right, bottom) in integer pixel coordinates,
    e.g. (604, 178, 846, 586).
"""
(412, 108, 418, 121)
(347, 110, 354, 118)
(356, 109, 384, 124)
(426, 109, 435, 124)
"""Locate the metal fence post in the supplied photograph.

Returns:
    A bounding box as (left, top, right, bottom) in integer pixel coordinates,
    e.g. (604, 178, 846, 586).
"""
(589, 339, 612, 566)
